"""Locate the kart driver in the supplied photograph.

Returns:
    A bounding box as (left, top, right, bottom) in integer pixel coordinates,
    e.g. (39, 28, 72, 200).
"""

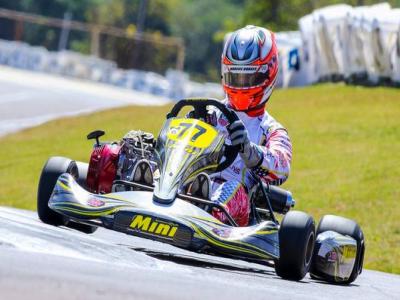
(190, 25, 292, 227)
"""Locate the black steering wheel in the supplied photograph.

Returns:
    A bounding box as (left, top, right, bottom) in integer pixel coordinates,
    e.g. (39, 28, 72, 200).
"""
(167, 98, 240, 172)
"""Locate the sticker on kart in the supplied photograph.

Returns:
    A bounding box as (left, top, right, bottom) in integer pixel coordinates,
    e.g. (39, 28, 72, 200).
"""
(167, 118, 218, 148)
(129, 214, 178, 238)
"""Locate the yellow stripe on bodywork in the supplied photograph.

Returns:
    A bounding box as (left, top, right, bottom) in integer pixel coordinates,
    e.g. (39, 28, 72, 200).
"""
(56, 177, 134, 205)
(255, 230, 278, 235)
(57, 180, 72, 192)
(52, 206, 121, 217)
(190, 223, 273, 259)
(182, 216, 277, 259)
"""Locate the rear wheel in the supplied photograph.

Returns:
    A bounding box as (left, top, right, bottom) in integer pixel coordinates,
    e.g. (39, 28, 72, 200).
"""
(275, 211, 315, 281)
(310, 215, 365, 284)
(37, 156, 97, 233)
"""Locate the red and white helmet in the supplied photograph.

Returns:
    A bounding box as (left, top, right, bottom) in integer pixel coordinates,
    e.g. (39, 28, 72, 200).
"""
(222, 25, 279, 115)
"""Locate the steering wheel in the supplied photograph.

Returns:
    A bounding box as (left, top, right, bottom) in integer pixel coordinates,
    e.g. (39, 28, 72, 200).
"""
(167, 98, 240, 172)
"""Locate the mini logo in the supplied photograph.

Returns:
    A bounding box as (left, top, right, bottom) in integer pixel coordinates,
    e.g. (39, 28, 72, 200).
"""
(130, 215, 178, 238)
(87, 198, 105, 207)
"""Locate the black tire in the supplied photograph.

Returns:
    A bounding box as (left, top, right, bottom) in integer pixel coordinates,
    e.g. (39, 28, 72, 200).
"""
(310, 215, 365, 284)
(275, 211, 316, 281)
(75, 161, 89, 189)
(37, 156, 77, 226)
(37, 156, 97, 234)
(67, 221, 98, 234)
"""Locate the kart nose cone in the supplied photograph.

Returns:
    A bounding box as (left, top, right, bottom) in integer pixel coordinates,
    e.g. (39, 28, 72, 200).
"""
(152, 193, 175, 205)
(152, 179, 178, 205)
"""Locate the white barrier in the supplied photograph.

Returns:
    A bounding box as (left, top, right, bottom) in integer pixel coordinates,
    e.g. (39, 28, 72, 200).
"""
(391, 10, 400, 83)
(0, 39, 223, 100)
(298, 15, 319, 85)
(298, 2, 400, 85)
(360, 3, 393, 83)
(275, 31, 308, 88)
(313, 4, 352, 81)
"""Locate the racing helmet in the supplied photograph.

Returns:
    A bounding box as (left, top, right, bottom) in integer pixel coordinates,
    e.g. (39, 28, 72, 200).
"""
(222, 25, 279, 115)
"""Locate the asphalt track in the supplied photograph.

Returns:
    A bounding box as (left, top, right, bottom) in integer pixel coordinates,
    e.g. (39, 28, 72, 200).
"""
(1, 67, 399, 299)
(0, 207, 399, 300)
(0, 66, 170, 137)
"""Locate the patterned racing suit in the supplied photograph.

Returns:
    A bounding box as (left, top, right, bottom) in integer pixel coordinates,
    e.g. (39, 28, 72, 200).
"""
(208, 109, 292, 226)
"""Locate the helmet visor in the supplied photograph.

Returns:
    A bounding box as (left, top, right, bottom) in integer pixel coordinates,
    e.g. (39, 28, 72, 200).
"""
(222, 65, 269, 88)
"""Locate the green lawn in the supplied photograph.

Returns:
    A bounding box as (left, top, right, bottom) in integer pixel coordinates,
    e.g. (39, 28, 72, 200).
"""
(0, 83, 399, 273)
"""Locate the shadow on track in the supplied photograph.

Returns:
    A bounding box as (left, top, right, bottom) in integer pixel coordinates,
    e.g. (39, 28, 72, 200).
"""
(129, 246, 276, 277)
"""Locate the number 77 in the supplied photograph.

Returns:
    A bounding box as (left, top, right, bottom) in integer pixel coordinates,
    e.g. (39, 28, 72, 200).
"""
(177, 122, 206, 142)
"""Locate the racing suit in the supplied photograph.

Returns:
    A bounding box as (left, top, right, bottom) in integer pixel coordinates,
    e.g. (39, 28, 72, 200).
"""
(207, 109, 292, 226)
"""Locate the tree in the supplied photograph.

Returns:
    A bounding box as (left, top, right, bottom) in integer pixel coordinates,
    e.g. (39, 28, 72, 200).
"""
(168, 0, 243, 81)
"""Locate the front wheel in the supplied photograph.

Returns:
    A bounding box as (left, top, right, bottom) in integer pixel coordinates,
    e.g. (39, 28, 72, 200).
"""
(37, 156, 97, 234)
(37, 157, 76, 226)
(275, 211, 315, 281)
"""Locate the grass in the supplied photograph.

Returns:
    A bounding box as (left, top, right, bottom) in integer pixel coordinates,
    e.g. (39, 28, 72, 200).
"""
(0, 83, 399, 274)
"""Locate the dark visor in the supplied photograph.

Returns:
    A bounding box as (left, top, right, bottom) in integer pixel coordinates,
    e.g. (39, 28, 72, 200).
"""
(223, 70, 270, 88)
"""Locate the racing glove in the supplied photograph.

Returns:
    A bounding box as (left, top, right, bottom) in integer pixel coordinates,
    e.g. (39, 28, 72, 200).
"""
(228, 120, 263, 168)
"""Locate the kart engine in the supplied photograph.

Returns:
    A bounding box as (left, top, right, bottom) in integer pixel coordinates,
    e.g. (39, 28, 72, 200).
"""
(86, 130, 157, 194)
(115, 130, 157, 184)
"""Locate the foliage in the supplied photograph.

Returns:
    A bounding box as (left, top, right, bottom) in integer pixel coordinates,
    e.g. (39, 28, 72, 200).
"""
(0, 84, 399, 273)
(1, 0, 400, 78)
(168, 0, 243, 81)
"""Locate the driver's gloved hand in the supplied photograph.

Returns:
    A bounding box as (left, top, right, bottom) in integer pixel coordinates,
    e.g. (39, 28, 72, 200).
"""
(186, 110, 217, 126)
(228, 120, 263, 168)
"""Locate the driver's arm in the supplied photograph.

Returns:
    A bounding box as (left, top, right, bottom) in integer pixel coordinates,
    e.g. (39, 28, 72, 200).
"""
(251, 128, 292, 185)
(228, 121, 292, 186)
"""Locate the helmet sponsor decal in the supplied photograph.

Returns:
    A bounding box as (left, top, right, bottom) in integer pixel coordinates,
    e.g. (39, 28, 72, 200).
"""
(223, 64, 268, 74)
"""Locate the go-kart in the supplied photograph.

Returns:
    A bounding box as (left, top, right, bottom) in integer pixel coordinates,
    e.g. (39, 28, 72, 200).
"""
(37, 98, 365, 284)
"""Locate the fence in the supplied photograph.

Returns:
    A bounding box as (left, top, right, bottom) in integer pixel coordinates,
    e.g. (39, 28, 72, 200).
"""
(0, 8, 222, 100)
(0, 8, 185, 72)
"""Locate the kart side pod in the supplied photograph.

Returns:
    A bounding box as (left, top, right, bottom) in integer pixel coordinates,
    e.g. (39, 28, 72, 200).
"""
(310, 215, 365, 285)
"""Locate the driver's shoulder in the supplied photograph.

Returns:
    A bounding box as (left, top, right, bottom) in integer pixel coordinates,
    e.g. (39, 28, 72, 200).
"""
(260, 111, 287, 135)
